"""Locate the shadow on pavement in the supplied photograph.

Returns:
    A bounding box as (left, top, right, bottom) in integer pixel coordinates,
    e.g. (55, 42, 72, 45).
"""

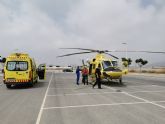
(6, 81, 46, 90)
(102, 81, 127, 87)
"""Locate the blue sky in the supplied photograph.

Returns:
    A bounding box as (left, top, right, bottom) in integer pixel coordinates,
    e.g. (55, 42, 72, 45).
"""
(0, 0, 165, 66)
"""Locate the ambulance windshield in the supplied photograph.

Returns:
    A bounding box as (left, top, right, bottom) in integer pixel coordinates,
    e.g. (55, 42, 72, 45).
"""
(7, 61, 28, 71)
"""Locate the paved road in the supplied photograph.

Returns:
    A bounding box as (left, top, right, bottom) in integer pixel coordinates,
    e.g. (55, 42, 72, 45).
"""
(0, 72, 165, 124)
(0, 73, 52, 124)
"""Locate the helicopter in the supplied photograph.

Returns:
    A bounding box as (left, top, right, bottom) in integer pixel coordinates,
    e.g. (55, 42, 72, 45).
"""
(57, 48, 165, 84)
(57, 48, 127, 84)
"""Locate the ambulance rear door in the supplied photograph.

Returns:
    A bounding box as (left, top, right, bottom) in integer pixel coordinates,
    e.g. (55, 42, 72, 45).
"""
(37, 64, 46, 80)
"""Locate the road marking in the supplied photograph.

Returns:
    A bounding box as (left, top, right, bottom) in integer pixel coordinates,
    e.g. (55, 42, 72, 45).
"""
(105, 85, 165, 109)
(126, 84, 160, 87)
(0, 83, 2, 86)
(43, 100, 165, 110)
(47, 90, 165, 97)
(36, 72, 53, 124)
(155, 101, 165, 103)
(49, 88, 76, 90)
(47, 91, 123, 97)
(130, 90, 165, 94)
(43, 101, 148, 110)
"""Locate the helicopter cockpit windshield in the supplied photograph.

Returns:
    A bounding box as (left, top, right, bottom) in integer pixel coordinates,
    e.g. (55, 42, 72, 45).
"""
(102, 61, 121, 72)
(112, 60, 118, 67)
(102, 61, 112, 69)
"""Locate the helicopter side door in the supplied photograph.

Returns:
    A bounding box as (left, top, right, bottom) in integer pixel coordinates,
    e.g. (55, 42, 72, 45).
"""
(89, 63, 97, 82)
(89, 64, 92, 75)
(92, 64, 96, 74)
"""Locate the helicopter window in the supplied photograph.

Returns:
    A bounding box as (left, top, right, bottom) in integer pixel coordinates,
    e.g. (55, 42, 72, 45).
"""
(112, 61, 118, 67)
(102, 61, 112, 69)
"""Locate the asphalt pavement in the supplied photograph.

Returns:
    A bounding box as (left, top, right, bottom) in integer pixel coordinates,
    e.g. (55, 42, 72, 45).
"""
(0, 72, 165, 124)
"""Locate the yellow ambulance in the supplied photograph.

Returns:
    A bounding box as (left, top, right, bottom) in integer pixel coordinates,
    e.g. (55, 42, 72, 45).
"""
(3, 53, 45, 88)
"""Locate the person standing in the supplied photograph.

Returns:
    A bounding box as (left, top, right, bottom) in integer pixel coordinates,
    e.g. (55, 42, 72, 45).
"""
(82, 66, 89, 85)
(76, 66, 80, 85)
(93, 64, 102, 89)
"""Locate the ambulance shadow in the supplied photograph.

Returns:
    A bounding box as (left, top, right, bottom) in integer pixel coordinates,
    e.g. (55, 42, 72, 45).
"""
(10, 81, 46, 89)
(10, 84, 34, 89)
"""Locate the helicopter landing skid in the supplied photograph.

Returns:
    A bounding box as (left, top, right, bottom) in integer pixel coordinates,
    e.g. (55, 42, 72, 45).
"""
(103, 72, 123, 85)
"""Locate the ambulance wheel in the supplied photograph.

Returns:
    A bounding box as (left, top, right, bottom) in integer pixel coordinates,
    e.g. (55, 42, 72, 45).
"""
(6, 84, 12, 89)
(29, 81, 34, 87)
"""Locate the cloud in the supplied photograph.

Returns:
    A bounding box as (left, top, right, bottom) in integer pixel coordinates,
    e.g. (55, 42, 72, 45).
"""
(0, 1, 68, 56)
(0, 0, 165, 65)
(65, 0, 165, 64)
(66, 0, 165, 47)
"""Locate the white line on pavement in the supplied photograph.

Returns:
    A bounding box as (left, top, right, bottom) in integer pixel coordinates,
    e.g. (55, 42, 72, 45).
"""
(46, 90, 165, 97)
(105, 85, 165, 109)
(47, 91, 123, 97)
(154, 101, 165, 103)
(148, 101, 165, 109)
(43, 100, 165, 110)
(126, 84, 160, 87)
(36, 72, 53, 124)
(130, 90, 165, 94)
(43, 101, 148, 110)
(49, 88, 76, 90)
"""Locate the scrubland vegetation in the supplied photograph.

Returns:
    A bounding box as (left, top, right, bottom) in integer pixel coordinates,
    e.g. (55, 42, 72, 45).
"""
(129, 68, 165, 74)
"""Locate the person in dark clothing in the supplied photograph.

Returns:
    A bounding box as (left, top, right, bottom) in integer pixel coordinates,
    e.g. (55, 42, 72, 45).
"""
(76, 66, 80, 85)
(93, 64, 102, 89)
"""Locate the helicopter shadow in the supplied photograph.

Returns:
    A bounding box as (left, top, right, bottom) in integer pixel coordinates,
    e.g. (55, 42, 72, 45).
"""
(102, 81, 127, 88)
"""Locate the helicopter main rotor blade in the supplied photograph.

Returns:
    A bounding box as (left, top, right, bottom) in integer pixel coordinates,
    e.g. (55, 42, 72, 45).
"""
(105, 50, 117, 52)
(105, 53, 119, 59)
(60, 48, 119, 53)
(57, 51, 94, 57)
(60, 48, 97, 52)
(113, 50, 165, 54)
(131, 51, 165, 54)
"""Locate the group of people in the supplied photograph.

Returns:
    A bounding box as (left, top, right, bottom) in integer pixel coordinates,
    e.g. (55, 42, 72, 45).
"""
(76, 64, 102, 89)
(76, 66, 89, 85)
